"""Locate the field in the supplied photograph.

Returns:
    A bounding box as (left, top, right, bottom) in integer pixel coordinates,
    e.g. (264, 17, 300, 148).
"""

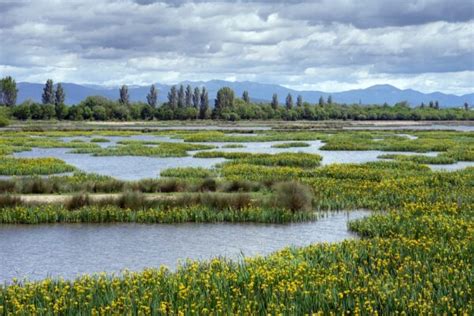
(0, 121, 473, 314)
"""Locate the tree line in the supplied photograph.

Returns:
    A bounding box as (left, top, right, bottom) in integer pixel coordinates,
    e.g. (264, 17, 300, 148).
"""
(0, 76, 472, 121)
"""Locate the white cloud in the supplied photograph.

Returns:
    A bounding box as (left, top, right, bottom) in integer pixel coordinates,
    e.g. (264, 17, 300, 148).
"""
(0, 0, 473, 94)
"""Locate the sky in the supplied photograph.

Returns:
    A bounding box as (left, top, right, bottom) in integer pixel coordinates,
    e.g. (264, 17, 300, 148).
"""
(0, 0, 473, 95)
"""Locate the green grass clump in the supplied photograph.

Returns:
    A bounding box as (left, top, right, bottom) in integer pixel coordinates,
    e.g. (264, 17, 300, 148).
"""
(160, 167, 217, 178)
(195, 151, 322, 168)
(71, 142, 216, 157)
(271, 142, 311, 148)
(241, 152, 322, 168)
(378, 153, 456, 164)
(90, 138, 110, 143)
(221, 144, 245, 148)
(0, 157, 76, 175)
(193, 151, 254, 159)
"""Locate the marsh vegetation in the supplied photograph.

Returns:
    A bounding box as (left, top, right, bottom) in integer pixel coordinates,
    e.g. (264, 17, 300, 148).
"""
(0, 123, 472, 314)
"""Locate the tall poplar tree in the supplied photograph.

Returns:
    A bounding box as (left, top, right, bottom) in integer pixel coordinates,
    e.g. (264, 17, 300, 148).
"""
(193, 87, 200, 108)
(42, 79, 55, 104)
(285, 93, 293, 110)
(147, 84, 158, 107)
(185, 85, 193, 107)
(119, 85, 129, 105)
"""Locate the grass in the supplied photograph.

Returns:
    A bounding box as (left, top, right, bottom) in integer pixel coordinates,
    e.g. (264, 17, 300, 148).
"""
(271, 142, 311, 148)
(0, 157, 76, 175)
(378, 153, 456, 164)
(195, 151, 322, 168)
(0, 201, 316, 226)
(71, 142, 216, 157)
(90, 138, 110, 143)
(160, 167, 217, 178)
(221, 144, 245, 148)
(0, 127, 473, 314)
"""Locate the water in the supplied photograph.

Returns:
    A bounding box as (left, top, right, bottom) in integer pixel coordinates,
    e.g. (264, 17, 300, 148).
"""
(13, 135, 447, 179)
(10, 132, 472, 179)
(428, 162, 474, 171)
(14, 148, 225, 180)
(0, 210, 369, 283)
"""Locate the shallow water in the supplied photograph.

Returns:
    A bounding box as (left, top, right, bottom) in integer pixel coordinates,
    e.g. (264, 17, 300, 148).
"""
(0, 210, 369, 283)
(11, 132, 472, 179)
(14, 147, 225, 180)
(13, 134, 447, 179)
(428, 161, 474, 171)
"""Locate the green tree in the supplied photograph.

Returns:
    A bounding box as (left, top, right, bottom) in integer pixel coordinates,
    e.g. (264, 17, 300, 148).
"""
(54, 83, 65, 105)
(185, 85, 193, 107)
(178, 85, 185, 108)
(242, 91, 250, 104)
(0, 106, 10, 126)
(464, 102, 469, 111)
(319, 96, 325, 107)
(199, 87, 209, 119)
(271, 93, 279, 110)
(119, 85, 129, 105)
(42, 79, 55, 105)
(54, 83, 67, 120)
(193, 87, 200, 108)
(214, 87, 235, 117)
(168, 86, 178, 109)
(327, 95, 332, 104)
(147, 84, 158, 107)
(0, 76, 18, 107)
(296, 95, 303, 107)
(13, 101, 32, 120)
(285, 93, 293, 110)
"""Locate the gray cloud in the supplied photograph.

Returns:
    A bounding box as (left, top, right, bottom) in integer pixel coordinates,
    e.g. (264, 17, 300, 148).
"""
(0, 0, 473, 94)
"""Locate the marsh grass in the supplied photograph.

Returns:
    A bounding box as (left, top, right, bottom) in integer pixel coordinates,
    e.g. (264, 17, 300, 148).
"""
(271, 142, 311, 148)
(0, 157, 76, 176)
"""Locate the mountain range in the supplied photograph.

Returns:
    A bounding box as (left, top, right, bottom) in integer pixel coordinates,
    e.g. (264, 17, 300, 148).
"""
(16, 80, 473, 108)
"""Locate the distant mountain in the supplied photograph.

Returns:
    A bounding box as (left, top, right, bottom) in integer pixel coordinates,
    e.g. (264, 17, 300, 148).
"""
(16, 81, 473, 108)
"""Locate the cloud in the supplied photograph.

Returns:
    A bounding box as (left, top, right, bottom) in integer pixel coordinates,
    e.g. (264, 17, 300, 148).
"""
(0, 0, 473, 94)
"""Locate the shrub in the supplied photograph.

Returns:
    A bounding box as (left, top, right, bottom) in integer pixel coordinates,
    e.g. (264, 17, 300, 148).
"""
(117, 191, 148, 210)
(273, 181, 313, 212)
(66, 193, 91, 210)
(0, 194, 21, 207)
(199, 178, 217, 192)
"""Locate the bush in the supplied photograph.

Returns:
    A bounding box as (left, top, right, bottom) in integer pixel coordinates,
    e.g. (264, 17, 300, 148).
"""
(273, 181, 313, 212)
(221, 179, 261, 192)
(117, 191, 148, 210)
(0, 106, 10, 127)
(199, 178, 217, 192)
(0, 194, 21, 207)
(66, 193, 91, 210)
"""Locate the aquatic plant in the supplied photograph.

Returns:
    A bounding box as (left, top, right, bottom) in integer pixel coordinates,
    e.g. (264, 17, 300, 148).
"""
(160, 167, 217, 178)
(0, 157, 75, 175)
(71, 142, 216, 157)
(271, 142, 311, 148)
